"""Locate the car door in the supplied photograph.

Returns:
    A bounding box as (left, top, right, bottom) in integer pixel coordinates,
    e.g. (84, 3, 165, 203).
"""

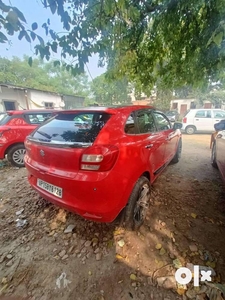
(135, 109, 166, 174)
(153, 111, 178, 163)
(193, 110, 213, 131)
(216, 128, 225, 182)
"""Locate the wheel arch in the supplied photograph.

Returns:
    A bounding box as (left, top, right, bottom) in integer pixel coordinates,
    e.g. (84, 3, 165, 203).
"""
(5, 142, 25, 155)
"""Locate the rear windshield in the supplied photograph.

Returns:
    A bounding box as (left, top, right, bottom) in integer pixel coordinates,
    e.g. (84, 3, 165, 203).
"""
(31, 112, 111, 144)
(0, 113, 10, 125)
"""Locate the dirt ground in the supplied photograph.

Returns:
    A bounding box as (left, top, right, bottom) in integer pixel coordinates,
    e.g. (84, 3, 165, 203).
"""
(0, 134, 225, 300)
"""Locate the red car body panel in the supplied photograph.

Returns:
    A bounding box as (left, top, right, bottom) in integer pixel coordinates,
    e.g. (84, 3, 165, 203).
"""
(0, 110, 56, 160)
(24, 106, 182, 222)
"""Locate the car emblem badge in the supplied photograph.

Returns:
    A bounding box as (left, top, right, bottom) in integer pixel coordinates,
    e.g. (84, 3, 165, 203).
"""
(40, 150, 45, 157)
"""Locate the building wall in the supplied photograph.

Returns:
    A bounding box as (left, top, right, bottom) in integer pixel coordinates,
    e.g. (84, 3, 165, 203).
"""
(28, 90, 63, 109)
(0, 86, 27, 111)
(170, 99, 196, 115)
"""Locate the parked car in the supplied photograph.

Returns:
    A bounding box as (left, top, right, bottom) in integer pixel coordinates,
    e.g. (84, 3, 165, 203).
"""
(0, 110, 57, 167)
(24, 106, 182, 229)
(182, 109, 225, 134)
(165, 110, 179, 122)
(211, 120, 225, 183)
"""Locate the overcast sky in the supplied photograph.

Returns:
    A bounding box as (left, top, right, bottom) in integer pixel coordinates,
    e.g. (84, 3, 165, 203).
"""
(0, 0, 106, 79)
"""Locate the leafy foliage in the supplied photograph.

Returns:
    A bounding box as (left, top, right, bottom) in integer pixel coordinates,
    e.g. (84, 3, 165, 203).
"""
(0, 56, 90, 97)
(91, 74, 131, 105)
(1, 0, 225, 91)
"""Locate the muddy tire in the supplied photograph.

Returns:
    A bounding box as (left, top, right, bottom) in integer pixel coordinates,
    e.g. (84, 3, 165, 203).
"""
(211, 142, 218, 168)
(171, 139, 182, 164)
(7, 144, 26, 167)
(124, 176, 151, 231)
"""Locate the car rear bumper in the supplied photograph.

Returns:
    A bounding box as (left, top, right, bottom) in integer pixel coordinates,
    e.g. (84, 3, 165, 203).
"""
(0, 144, 6, 159)
(25, 161, 130, 223)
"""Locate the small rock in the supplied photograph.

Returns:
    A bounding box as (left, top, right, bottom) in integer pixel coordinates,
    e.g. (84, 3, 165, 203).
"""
(84, 241, 92, 247)
(68, 246, 74, 254)
(62, 254, 69, 260)
(1, 277, 7, 284)
(186, 288, 197, 299)
(58, 250, 66, 258)
(94, 248, 100, 254)
(130, 274, 137, 281)
(6, 254, 13, 260)
(189, 244, 198, 252)
(155, 243, 162, 250)
(156, 276, 177, 289)
(159, 248, 166, 255)
(6, 260, 13, 267)
(16, 208, 24, 216)
(191, 213, 197, 219)
(64, 224, 75, 234)
(96, 253, 102, 261)
(132, 282, 137, 287)
(173, 259, 182, 269)
(118, 239, 125, 248)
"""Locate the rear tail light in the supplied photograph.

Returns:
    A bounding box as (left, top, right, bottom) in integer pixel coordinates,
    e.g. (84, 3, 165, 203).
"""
(182, 117, 187, 123)
(81, 145, 119, 171)
(24, 139, 32, 152)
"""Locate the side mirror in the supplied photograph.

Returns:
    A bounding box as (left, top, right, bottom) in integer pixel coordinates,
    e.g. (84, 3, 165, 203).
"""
(214, 120, 225, 131)
(173, 122, 182, 130)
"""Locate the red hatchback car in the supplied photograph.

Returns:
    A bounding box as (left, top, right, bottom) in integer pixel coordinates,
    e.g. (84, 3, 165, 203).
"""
(0, 110, 56, 167)
(24, 106, 182, 229)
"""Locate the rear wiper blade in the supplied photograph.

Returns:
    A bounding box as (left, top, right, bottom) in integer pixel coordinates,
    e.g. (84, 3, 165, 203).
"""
(36, 130, 52, 140)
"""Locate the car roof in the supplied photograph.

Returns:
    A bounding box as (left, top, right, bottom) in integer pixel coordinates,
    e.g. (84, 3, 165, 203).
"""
(58, 105, 155, 115)
(6, 109, 57, 115)
(188, 108, 224, 111)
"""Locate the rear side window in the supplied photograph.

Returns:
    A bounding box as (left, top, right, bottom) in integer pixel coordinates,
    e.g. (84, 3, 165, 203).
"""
(0, 113, 10, 125)
(31, 112, 111, 144)
(153, 112, 171, 131)
(26, 113, 53, 124)
(213, 110, 225, 119)
(195, 110, 211, 118)
(136, 111, 157, 133)
(125, 114, 136, 134)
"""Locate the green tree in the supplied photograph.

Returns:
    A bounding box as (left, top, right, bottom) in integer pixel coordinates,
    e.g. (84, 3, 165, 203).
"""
(1, 0, 225, 91)
(91, 74, 131, 105)
(0, 56, 90, 97)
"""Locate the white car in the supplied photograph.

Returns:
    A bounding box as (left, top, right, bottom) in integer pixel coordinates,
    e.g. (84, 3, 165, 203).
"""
(182, 109, 225, 134)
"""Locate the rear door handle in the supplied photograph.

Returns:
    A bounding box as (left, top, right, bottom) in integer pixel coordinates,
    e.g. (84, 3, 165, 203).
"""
(145, 144, 153, 149)
(195, 119, 199, 121)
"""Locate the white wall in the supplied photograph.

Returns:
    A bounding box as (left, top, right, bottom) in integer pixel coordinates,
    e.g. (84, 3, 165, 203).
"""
(170, 98, 196, 113)
(28, 90, 63, 109)
(0, 86, 27, 111)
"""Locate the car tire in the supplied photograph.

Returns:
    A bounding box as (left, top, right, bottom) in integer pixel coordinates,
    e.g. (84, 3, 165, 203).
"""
(124, 176, 151, 231)
(171, 139, 182, 164)
(185, 125, 196, 135)
(7, 144, 26, 168)
(211, 142, 218, 168)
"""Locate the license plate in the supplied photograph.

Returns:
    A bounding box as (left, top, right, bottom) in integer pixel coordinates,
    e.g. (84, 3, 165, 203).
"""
(37, 179, 63, 198)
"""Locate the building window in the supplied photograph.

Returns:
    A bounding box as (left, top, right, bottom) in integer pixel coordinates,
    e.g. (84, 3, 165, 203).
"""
(44, 102, 54, 109)
(3, 100, 16, 110)
(172, 102, 178, 109)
